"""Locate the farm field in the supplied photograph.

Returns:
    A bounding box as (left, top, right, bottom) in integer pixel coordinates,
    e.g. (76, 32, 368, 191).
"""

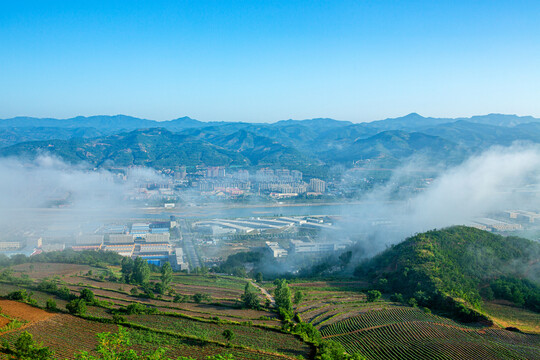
(0, 266, 311, 359)
(1, 259, 539, 360)
(59, 278, 279, 325)
(482, 301, 540, 334)
(9, 263, 91, 279)
(318, 306, 540, 360)
(290, 281, 375, 327)
(0, 313, 306, 360)
(286, 280, 540, 360)
(124, 314, 310, 357)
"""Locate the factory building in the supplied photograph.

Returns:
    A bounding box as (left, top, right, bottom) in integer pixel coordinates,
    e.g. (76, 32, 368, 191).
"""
(104, 244, 135, 257)
(109, 234, 135, 244)
(472, 218, 522, 231)
(265, 241, 288, 258)
(131, 223, 151, 239)
(197, 225, 237, 236)
(103, 225, 127, 234)
(506, 210, 540, 223)
(289, 240, 346, 254)
(146, 233, 170, 243)
(71, 244, 103, 251)
(139, 243, 171, 254)
(75, 235, 104, 245)
(138, 242, 172, 266)
(150, 227, 170, 234)
(41, 243, 66, 252)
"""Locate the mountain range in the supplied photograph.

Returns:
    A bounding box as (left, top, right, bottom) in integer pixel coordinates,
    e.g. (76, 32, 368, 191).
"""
(2, 113, 540, 171)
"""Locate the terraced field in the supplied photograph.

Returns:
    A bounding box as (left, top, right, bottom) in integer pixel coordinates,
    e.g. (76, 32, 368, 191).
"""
(0, 271, 308, 359)
(9, 263, 91, 279)
(61, 280, 279, 325)
(291, 281, 373, 327)
(125, 314, 310, 358)
(0, 312, 307, 360)
(319, 307, 540, 360)
(2, 266, 539, 360)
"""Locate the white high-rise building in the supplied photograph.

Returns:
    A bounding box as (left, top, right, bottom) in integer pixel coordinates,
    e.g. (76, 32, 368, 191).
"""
(309, 178, 326, 193)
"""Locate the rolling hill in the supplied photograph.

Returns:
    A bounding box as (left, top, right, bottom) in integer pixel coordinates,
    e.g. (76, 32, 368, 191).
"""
(3, 113, 540, 170)
(356, 226, 540, 323)
(0, 128, 248, 168)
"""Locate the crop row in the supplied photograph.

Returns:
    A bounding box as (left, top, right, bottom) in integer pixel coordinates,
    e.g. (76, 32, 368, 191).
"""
(326, 321, 538, 360)
(125, 314, 310, 358)
(320, 307, 460, 337)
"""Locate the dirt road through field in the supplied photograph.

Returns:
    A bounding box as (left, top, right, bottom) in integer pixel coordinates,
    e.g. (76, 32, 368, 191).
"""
(251, 281, 275, 306)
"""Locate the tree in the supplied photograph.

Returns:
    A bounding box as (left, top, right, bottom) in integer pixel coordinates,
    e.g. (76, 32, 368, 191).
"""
(79, 289, 95, 304)
(241, 283, 260, 309)
(121, 257, 134, 283)
(160, 262, 173, 291)
(274, 279, 293, 313)
(316, 340, 364, 360)
(6, 290, 28, 301)
(293, 290, 304, 305)
(132, 257, 150, 285)
(222, 329, 235, 346)
(192, 293, 211, 303)
(366, 290, 381, 302)
(255, 272, 263, 283)
(45, 299, 57, 311)
(66, 299, 87, 315)
(8, 331, 54, 360)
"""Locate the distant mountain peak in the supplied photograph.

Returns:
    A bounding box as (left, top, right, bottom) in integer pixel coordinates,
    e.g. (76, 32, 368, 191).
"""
(403, 112, 424, 118)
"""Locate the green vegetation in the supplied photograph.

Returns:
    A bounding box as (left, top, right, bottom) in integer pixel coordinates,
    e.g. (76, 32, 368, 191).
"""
(2, 331, 54, 360)
(0, 250, 123, 268)
(66, 299, 87, 315)
(293, 290, 304, 305)
(2, 226, 539, 360)
(273, 279, 293, 320)
(213, 252, 262, 278)
(356, 226, 540, 322)
(45, 299, 56, 311)
(240, 283, 260, 310)
(365, 290, 381, 302)
(79, 289, 96, 305)
(221, 329, 235, 346)
(192, 293, 212, 304)
(160, 262, 173, 293)
(121, 257, 151, 285)
(489, 277, 540, 312)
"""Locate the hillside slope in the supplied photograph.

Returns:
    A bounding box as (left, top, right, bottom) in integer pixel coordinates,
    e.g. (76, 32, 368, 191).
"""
(0, 128, 248, 168)
(356, 226, 540, 322)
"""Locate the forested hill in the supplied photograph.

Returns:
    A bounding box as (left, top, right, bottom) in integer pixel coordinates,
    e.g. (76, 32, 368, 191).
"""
(0, 128, 317, 169)
(5, 113, 540, 170)
(356, 226, 540, 321)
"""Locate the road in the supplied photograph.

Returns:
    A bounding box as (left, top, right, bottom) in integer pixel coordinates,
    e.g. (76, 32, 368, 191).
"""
(250, 281, 275, 306)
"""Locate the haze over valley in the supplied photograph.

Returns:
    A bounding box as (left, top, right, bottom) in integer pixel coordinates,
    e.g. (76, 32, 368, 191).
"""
(2, 1, 540, 359)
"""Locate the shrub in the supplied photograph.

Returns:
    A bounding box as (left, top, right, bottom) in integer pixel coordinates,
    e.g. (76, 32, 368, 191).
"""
(366, 290, 381, 302)
(66, 299, 87, 315)
(45, 299, 57, 311)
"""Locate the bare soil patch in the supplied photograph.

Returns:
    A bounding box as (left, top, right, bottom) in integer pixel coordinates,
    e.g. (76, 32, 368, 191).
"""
(0, 300, 55, 323)
(10, 263, 91, 279)
(0, 317, 9, 328)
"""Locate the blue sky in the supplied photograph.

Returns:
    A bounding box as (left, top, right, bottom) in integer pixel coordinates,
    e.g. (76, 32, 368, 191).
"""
(1, 0, 539, 122)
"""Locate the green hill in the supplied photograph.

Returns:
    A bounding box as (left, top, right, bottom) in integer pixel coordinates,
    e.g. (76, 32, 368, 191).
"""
(0, 128, 248, 168)
(356, 226, 540, 322)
